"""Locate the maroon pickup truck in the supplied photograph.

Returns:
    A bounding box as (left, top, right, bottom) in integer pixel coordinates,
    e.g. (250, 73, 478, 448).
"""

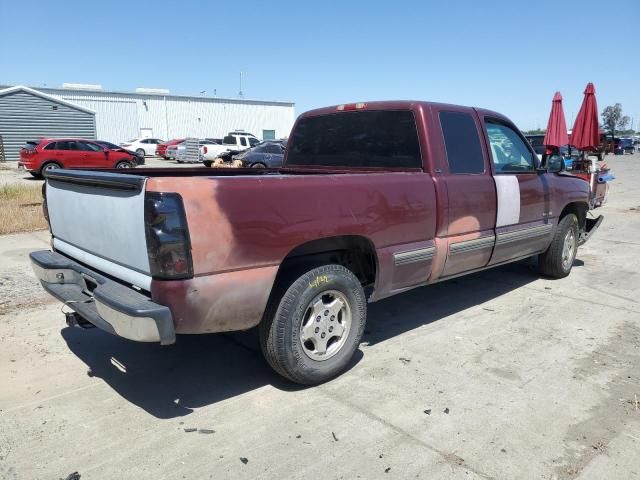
(30, 101, 603, 384)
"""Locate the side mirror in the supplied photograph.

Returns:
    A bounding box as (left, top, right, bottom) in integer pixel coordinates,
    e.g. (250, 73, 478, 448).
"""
(547, 154, 565, 173)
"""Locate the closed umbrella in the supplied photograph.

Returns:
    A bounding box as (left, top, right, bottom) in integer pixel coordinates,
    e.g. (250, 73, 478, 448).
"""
(570, 82, 600, 150)
(543, 92, 569, 149)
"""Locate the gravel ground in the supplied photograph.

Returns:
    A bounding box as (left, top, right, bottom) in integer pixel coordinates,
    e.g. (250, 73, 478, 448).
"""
(0, 155, 639, 480)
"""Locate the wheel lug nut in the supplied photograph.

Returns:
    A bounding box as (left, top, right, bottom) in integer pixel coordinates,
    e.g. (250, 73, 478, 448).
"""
(321, 332, 326, 339)
(329, 326, 333, 332)
(330, 315, 335, 321)
(315, 327, 319, 333)
(324, 310, 329, 316)
(316, 316, 321, 322)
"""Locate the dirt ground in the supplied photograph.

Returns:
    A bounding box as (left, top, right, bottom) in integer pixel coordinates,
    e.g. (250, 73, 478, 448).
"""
(0, 155, 639, 480)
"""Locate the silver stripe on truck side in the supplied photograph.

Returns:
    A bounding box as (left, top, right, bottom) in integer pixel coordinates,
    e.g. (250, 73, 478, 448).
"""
(394, 247, 436, 266)
(449, 235, 496, 255)
(496, 224, 553, 246)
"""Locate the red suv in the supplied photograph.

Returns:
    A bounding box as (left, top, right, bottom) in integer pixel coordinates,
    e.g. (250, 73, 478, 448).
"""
(156, 138, 185, 159)
(19, 138, 138, 177)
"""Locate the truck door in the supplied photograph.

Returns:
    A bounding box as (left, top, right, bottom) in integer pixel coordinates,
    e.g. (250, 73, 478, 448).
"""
(480, 117, 551, 265)
(435, 108, 497, 277)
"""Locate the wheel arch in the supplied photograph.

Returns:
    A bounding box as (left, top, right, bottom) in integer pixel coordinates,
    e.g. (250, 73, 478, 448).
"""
(272, 235, 378, 296)
(559, 201, 589, 230)
(39, 160, 62, 174)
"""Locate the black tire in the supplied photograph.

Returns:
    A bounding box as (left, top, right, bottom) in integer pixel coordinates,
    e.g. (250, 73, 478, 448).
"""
(260, 264, 367, 385)
(251, 162, 266, 168)
(135, 148, 145, 158)
(29, 171, 43, 179)
(115, 160, 132, 169)
(40, 161, 61, 176)
(539, 214, 578, 278)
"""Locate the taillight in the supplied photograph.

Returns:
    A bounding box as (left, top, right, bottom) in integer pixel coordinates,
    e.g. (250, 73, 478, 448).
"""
(203, 146, 208, 154)
(144, 192, 193, 279)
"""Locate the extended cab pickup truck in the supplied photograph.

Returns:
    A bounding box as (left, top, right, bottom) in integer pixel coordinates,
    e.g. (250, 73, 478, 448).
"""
(30, 101, 603, 384)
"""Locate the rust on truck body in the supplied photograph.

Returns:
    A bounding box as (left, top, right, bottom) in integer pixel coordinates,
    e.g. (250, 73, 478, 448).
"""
(141, 100, 592, 333)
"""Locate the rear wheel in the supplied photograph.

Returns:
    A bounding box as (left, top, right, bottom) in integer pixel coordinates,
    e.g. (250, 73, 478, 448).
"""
(260, 264, 367, 385)
(135, 148, 145, 158)
(115, 160, 132, 169)
(40, 162, 61, 176)
(29, 171, 42, 178)
(539, 214, 578, 278)
(251, 162, 266, 168)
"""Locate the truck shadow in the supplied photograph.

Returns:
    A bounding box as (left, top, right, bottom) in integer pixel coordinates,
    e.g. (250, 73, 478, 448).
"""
(60, 259, 543, 419)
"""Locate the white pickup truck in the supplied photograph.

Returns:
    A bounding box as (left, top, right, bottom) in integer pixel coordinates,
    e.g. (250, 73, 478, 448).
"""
(199, 132, 260, 161)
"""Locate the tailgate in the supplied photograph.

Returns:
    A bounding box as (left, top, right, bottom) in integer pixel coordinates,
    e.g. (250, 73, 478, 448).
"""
(45, 170, 152, 289)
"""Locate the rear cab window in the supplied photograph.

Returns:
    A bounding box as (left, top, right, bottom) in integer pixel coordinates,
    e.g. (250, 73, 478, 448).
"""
(439, 111, 485, 174)
(286, 110, 422, 169)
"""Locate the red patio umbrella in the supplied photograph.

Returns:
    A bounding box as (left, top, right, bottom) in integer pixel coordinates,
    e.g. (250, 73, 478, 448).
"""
(570, 82, 600, 150)
(543, 92, 569, 149)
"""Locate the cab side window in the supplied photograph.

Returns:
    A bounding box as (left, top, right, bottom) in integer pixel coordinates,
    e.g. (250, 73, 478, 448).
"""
(485, 120, 536, 173)
(439, 111, 485, 174)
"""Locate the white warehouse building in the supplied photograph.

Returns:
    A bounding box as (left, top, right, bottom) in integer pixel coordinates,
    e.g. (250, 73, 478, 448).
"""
(0, 83, 295, 161)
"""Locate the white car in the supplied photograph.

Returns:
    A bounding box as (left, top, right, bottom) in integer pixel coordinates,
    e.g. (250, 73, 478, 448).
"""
(200, 132, 260, 161)
(120, 138, 165, 158)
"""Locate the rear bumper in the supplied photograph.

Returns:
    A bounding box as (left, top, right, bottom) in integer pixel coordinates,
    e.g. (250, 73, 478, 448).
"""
(30, 250, 175, 345)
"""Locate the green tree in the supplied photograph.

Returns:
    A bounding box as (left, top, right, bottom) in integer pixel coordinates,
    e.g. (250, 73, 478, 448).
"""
(601, 104, 630, 144)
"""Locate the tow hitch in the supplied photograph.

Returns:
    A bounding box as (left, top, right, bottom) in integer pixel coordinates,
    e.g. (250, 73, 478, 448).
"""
(578, 215, 604, 246)
(65, 311, 95, 329)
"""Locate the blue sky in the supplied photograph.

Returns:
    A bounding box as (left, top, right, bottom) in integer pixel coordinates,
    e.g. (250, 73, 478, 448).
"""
(1, 0, 638, 130)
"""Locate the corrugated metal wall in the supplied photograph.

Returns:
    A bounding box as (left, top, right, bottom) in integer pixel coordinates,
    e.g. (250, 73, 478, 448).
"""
(55, 90, 295, 143)
(0, 91, 96, 161)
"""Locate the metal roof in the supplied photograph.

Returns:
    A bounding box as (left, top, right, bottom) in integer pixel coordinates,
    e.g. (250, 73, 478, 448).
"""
(0, 84, 294, 107)
(0, 85, 96, 114)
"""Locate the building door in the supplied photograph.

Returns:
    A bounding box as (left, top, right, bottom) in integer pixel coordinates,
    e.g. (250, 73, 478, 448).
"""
(140, 128, 153, 138)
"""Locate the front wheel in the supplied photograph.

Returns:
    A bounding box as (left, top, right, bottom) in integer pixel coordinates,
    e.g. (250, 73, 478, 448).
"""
(260, 264, 367, 385)
(539, 214, 578, 278)
(115, 160, 132, 169)
(135, 148, 145, 158)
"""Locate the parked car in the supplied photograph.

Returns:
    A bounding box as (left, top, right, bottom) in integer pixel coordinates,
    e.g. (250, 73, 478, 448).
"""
(233, 141, 286, 168)
(525, 134, 546, 157)
(200, 132, 260, 161)
(156, 138, 185, 159)
(94, 140, 144, 166)
(18, 138, 137, 177)
(120, 138, 165, 158)
(30, 100, 603, 385)
(166, 139, 220, 163)
(616, 138, 634, 155)
(165, 141, 184, 161)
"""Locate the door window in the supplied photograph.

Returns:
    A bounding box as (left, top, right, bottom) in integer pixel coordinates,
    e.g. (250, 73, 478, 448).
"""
(78, 142, 102, 152)
(249, 137, 260, 147)
(55, 141, 73, 150)
(439, 111, 485, 174)
(485, 120, 536, 173)
(44, 142, 57, 150)
(240, 137, 248, 147)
